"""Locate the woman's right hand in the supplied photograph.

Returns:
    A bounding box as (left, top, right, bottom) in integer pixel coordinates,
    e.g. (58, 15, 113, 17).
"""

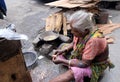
(52, 55, 66, 64)
(53, 49, 65, 56)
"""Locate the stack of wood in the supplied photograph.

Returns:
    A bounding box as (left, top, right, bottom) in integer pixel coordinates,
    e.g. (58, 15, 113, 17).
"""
(45, 12, 68, 35)
(45, 12, 63, 32)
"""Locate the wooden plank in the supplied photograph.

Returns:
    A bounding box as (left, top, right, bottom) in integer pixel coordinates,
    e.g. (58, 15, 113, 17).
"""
(45, 15, 52, 31)
(63, 15, 67, 35)
(54, 12, 63, 32)
(0, 50, 32, 82)
(45, 0, 98, 8)
(45, 14, 55, 31)
(97, 24, 120, 35)
(45, 13, 63, 32)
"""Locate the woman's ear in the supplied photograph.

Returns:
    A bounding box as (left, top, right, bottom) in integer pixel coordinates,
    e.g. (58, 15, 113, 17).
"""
(84, 29, 90, 35)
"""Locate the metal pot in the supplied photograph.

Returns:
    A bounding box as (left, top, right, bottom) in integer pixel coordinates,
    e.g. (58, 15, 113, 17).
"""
(39, 31, 59, 42)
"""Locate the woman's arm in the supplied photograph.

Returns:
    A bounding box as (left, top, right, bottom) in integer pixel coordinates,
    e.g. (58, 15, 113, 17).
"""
(54, 42, 74, 56)
(63, 42, 73, 52)
(62, 59, 92, 68)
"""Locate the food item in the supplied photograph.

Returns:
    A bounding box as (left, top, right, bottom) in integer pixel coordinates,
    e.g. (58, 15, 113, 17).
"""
(43, 35, 57, 41)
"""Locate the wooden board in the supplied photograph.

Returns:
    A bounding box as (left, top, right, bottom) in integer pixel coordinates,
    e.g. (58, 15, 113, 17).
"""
(45, 13, 63, 32)
(0, 50, 32, 82)
(45, 0, 98, 8)
(97, 23, 120, 35)
(63, 15, 67, 35)
(54, 12, 63, 32)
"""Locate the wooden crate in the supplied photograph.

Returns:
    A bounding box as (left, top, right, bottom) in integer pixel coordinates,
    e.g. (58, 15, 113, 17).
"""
(0, 50, 32, 82)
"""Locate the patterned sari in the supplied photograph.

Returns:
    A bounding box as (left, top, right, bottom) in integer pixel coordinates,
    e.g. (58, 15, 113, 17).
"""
(70, 29, 114, 82)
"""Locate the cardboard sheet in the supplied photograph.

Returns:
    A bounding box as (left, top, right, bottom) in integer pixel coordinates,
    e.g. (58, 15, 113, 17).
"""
(45, 0, 98, 8)
(97, 24, 120, 35)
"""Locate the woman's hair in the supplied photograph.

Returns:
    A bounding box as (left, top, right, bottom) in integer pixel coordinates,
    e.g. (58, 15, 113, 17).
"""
(69, 10, 95, 33)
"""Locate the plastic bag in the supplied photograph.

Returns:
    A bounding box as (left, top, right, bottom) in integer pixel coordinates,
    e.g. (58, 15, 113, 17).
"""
(0, 24, 28, 40)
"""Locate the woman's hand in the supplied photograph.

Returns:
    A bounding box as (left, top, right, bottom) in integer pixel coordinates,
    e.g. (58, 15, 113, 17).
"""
(53, 49, 65, 56)
(52, 55, 65, 64)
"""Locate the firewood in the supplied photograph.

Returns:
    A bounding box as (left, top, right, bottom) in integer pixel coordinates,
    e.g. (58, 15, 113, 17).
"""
(97, 24, 120, 35)
(54, 12, 63, 32)
(63, 15, 67, 35)
(45, 15, 52, 31)
(50, 14, 55, 31)
(45, 13, 63, 32)
(45, 14, 55, 31)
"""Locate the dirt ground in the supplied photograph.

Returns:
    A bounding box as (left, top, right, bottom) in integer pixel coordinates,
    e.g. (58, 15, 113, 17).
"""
(0, 0, 120, 82)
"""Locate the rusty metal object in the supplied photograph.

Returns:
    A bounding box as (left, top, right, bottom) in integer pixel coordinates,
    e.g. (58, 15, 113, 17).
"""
(0, 38, 21, 61)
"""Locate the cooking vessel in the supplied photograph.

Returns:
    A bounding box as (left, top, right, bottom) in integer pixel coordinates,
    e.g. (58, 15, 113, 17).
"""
(39, 31, 59, 41)
(23, 51, 38, 68)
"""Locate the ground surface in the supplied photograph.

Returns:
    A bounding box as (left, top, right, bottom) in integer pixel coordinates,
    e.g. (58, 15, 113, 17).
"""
(0, 0, 120, 82)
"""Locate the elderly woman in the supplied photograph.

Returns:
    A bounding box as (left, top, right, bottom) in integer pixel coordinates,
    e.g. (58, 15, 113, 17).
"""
(50, 10, 114, 82)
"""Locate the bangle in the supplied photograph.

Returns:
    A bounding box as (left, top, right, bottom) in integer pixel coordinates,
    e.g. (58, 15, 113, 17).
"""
(68, 60, 71, 68)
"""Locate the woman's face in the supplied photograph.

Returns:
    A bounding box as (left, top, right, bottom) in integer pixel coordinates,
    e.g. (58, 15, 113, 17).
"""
(70, 25, 84, 38)
(70, 22, 90, 38)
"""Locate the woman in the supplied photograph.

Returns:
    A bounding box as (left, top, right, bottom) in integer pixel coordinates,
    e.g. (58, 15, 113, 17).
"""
(50, 10, 114, 82)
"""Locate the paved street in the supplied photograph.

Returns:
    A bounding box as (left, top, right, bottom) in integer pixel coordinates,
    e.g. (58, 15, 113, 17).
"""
(0, 0, 120, 82)
(100, 9, 120, 82)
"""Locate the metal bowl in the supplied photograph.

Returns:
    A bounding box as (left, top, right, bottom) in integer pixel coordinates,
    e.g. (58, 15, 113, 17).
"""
(39, 31, 59, 41)
(23, 51, 38, 67)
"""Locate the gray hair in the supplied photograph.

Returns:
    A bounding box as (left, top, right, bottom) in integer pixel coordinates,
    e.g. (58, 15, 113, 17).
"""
(69, 10, 95, 33)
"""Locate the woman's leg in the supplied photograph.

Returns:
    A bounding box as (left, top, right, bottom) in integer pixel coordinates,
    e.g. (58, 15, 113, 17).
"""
(49, 69, 74, 82)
